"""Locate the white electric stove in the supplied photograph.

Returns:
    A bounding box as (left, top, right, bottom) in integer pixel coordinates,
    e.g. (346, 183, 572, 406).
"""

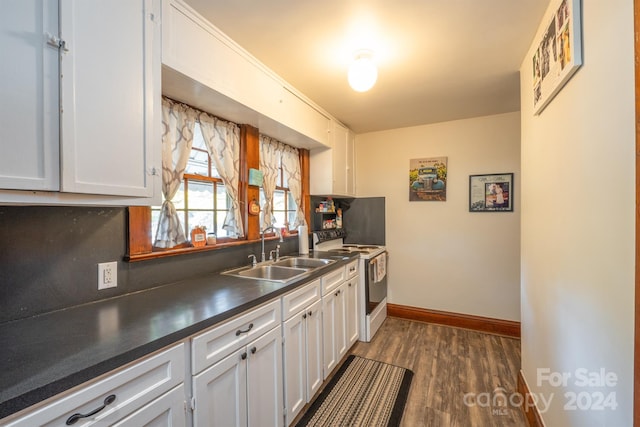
(313, 230, 387, 342)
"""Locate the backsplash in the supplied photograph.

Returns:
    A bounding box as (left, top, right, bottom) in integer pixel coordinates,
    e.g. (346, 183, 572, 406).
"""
(309, 196, 385, 245)
(0, 206, 297, 324)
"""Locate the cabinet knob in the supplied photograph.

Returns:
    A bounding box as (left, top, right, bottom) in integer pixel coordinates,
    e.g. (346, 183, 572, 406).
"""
(303, 313, 307, 319)
(241, 352, 247, 360)
(308, 311, 313, 317)
(250, 346, 257, 354)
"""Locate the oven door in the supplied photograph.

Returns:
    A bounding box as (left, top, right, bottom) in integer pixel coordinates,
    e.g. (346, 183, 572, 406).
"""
(365, 252, 388, 315)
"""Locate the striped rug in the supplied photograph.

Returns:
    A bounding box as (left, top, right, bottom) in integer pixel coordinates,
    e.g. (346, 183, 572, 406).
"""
(296, 355, 414, 427)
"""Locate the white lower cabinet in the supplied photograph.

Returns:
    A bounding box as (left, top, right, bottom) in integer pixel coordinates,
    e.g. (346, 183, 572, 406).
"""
(345, 275, 360, 348)
(283, 297, 323, 426)
(4, 343, 186, 427)
(322, 280, 347, 379)
(191, 300, 283, 427)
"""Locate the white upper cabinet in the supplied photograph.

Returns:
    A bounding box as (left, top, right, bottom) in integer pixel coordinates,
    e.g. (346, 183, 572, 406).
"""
(59, 0, 158, 197)
(310, 120, 356, 197)
(162, 0, 331, 149)
(0, 0, 161, 205)
(0, 0, 59, 191)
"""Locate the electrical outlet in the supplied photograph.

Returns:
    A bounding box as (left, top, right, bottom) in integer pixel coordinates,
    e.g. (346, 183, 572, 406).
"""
(98, 262, 118, 290)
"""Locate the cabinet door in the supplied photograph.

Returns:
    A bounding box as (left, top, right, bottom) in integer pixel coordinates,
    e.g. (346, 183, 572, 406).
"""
(283, 313, 306, 425)
(335, 283, 348, 361)
(247, 326, 283, 427)
(331, 122, 348, 196)
(59, 0, 159, 197)
(112, 385, 186, 427)
(0, 0, 59, 191)
(345, 129, 356, 196)
(193, 348, 247, 427)
(322, 290, 338, 378)
(305, 299, 323, 400)
(345, 277, 360, 347)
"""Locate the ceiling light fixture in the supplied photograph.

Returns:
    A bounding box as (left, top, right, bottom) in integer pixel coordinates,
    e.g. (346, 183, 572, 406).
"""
(348, 49, 377, 92)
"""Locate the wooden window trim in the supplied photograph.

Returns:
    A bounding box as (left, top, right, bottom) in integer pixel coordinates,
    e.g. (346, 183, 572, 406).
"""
(126, 125, 311, 262)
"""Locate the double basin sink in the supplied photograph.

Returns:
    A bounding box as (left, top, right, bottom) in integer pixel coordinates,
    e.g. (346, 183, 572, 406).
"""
(222, 256, 336, 283)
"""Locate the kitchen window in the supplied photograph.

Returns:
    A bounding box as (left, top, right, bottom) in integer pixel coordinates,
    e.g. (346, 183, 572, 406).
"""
(151, 124, 232, 241)
(126, 101, 310, 261)
(259, 134, 306, 233)
(259, 187, 297, 231)
(259, 146, 298, 231)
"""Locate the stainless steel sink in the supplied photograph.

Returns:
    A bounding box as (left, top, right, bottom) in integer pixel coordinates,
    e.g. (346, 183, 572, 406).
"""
(222, 257, 335, 283)
(222, 264, 310, 283)
(272, 257, 335, 269)
(236, 265, 307, 280)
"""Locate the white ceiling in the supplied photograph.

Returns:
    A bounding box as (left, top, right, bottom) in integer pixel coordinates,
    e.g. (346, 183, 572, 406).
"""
(183, 0, 548, 134)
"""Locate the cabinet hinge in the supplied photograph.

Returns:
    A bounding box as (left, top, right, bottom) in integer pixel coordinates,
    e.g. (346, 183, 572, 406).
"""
(45, 33, 68, 52)
(190, 396, 196, 411)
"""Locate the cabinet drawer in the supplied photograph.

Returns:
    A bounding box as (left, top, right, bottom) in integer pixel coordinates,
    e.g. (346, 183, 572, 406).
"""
(282, 279, 321, 321)
(192, 299, 281, 374)
(5, 343, 185, 427)
(345, 260, 359, 279)
(321, 268, 345, 296)
(112, 384, 186, 427)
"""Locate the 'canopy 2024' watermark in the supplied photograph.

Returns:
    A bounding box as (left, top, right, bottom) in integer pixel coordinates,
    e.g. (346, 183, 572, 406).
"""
(463, 368, 618, 415)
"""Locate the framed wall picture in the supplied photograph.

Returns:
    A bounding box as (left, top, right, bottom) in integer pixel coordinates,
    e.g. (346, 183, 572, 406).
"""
(532, 0, 582, 114)
(469, 173, 514, 212)
(409, 156, 447, 201)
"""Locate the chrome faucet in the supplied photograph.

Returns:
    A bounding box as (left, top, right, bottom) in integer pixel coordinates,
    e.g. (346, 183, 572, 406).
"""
(261, 226, 283, 262)
(269, 245, 281, 261)
(248, 254, 257, 267)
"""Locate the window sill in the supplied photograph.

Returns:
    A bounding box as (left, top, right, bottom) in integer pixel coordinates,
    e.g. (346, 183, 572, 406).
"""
(125, 234, 298, 262)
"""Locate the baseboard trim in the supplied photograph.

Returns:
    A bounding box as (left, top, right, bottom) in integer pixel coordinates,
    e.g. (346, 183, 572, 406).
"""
(517, 370, 545, 427)
(386, 303, 520, 338)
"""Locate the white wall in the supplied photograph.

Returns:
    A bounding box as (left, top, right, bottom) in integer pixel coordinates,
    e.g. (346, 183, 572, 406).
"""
(355, 112, 521, 321)
(520, 1, 635, 425)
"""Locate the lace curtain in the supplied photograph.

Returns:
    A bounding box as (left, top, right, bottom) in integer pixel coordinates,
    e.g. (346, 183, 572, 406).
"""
(281, 144, 306, 228)
(198, 112, 244, 238)
(259, 135, 281, 230)
(154, 98, 196, 248)
(260, 135, 306, 230)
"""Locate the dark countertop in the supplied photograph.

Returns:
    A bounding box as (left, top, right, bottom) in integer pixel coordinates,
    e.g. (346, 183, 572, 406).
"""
(0, 252, 357, 420)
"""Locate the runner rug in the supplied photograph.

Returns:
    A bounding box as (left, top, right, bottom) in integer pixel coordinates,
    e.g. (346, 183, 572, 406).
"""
(295, 355, 414, 427)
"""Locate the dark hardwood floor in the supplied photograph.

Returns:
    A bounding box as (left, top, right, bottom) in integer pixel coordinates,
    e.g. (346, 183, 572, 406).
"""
(349, 317, 526, 427)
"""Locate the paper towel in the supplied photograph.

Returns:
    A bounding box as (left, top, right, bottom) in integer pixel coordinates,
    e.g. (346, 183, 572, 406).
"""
(298, 225, 309, 254)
